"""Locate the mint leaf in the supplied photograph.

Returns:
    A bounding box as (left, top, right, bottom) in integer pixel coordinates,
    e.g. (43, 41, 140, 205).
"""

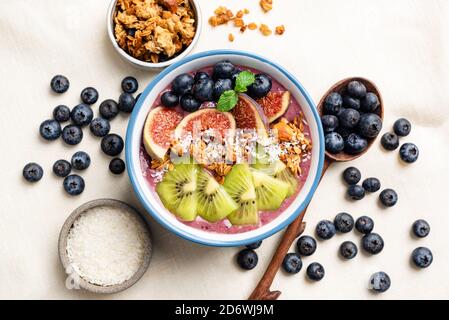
(217, 90, 239, 112)
(235, 70, 256, 93)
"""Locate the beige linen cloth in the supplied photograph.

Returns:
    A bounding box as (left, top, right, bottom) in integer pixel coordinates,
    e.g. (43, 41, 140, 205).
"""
(0, 0, 448, 299)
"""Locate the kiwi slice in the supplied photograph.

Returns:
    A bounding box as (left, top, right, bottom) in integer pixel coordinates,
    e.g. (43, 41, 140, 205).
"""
(223, 164, 259, 225)
(251, 169, 290, 211)
(156, 163, 199, 221)
(197, 169, 238, 222)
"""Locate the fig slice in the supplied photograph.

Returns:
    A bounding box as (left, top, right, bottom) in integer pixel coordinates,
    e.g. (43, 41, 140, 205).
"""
(257, 91, 291, 123)
(143, 106, 183, 160)
(231, 94, 268, 138)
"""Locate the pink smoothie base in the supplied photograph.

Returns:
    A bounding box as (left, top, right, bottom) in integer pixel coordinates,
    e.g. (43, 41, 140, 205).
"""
(139, 65, 312, 234)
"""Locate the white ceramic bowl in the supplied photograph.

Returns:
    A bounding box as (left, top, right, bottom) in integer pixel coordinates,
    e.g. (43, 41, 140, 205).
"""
(125, 50, 325, 247)
(107, 0, 202, 70)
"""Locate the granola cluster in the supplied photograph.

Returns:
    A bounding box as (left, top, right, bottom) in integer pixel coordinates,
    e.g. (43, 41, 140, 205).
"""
(114, 0, 196, 63)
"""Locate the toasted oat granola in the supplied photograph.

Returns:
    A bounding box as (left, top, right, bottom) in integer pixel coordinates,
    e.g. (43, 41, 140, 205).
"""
(275, 25, 285, 35)
(260, 0, 273, 13)
(114, 0, 196, 63)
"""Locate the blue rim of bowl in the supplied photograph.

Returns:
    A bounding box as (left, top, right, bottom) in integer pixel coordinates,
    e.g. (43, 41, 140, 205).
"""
(125, 49, 325, 247)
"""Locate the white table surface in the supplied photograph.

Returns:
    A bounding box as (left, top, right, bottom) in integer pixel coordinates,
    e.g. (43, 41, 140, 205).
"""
(1, 0, 448, 300)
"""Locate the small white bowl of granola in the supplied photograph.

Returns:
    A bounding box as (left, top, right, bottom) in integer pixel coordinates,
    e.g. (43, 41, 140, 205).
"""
(107, 0, 202, 70)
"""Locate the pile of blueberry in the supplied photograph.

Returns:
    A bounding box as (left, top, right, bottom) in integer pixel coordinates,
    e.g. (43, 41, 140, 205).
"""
(322, 81, 382, 155)
(381, 118, 419, 163)
(343, 166, 398, 207)
(22, 75, 135, 195)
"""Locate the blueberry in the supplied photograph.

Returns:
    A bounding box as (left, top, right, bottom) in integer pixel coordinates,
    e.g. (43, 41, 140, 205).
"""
(161, 91, 179, 107)
(99, 99, 119, 120)
(379, 188, 398, 207)
(325, 132, 344, 153)
(193, 78, 214, 102)
(361, 92, 379, 112)
(53, 105, 71, 122)
(355, 216, 374, 234)
(342, 94, 361, 110)
(118, 92, 136, 113)
(412, 247, 433, 268)
(399, 143, 419, 163)
(323, 92, 343, 115)
(340, 241, 358, 260)
(213, 78, 233, 100)
(246, 241, 262, 250)
(362, 177, 381, 192)
(71, 104, 93, 127)
(336, 126, 351, 139)
(231, 69, 241, 85)
(50, 75, 69, 94)
(338, 108, 360, 129)
(23, 163, 43, 182)
(194, 71, 210, 82)
(393, 118, 411, 137)
(109, 158, 126, 175)
(369, 272, 391, 293)
(62, 125, 83, 145)
(212, 60, 236, 80)
(362, 233, 384, 255)
(121, 76, 138, 94)
(380, 132, 399, 151)
(282, 253, 303, 274)
(180, 94, 201, 112)
(321, 115, 339, 133)
(101, 134, 124, 156)
(71, 151, 91, 171)
(39, 119, 61, 141)
(80, 87, 99, 105)
(63, 174, 85, 196)
(316, 220, 336, 240)
(306, 262, 325, 281)
(344, 133, 368, 154)
(53, 160, 71, 177)
(89, 117, 111, 137)
(296, 236, 317, 256)
(172, 73, 194, 96)
(334, 212, 354, 233)
(412, 219, 430, 238)
(358, 113, 382, 138)
(347, 185, 365, 200)
(237, 248, 258, 270)
(347, 81, 367, 99)
(343, 167, 361, 185)
(247, 74, 272, 99)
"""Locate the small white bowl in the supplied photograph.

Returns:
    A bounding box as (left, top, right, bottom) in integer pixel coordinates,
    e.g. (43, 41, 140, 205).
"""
(107, 0, 202, 70)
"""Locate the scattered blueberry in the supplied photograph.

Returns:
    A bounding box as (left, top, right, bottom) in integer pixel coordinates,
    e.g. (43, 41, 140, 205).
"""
(316, 220, 336, 240)
(355, 216, 374, 234)
(89, 117, 111, 137)
(379, 188, 398, 207)
(63, 174, 85, 196)
(306, 262, 325, 281)
(172, 73, 194, 96)
(369, 272, 391, 293)
(193, 78, 214, 102)
(247, 74, 272, 99)
(340, 241, 358, 260)
(53, 105, 71, 122)
(161, 91, 179, 108)
(23, 163, 43, 182)
(237, 249, 258, 270)
(325, 132, 344, 153)
(121, 76, 138, 94)
(213, 78, 233, 100)
(343, 167, 361, 185)
(399, 143, 419, 163)
(194, 71, 210, 83)
(323, 92, 343, 115)
(412, 247, 433, 268)
(344, 133, 368, 154)
(62, 125, 83, 145)
(334, 212, 354, 233)
(412, 220, 430, 238)
(347, 81, 367, 99)
(321, 115, 339, 133)
(380, 132, 399, 151)
(362, 233, 384, 255)
(99, 99, 119, 120)
(39, 119, 61, 140)
(109, 158, 126, 175)
(246, 241, 262, 250)
(358, 113, 382, 138)
(71, 151, 91, 171)
(180, 94, 201, 112)
(339, 108, 360, 129)
(282, 253, 303, 274)
(296, 236, 317, 256)
(393, 118, 411, 137)
(52, 160, 71, 177)
(342, 94, 361, 110)
(212, 60, 236, 80)
(361, 92, 380, 112)
(101, 134, 124, 156)
(347, 185, 365, 200)
(71, 104, 93, 127)
(80, 87, 99, 105)
(362, 177, 381, 193)
(118, 92, 136, 113)
(50, 75, 69, 94)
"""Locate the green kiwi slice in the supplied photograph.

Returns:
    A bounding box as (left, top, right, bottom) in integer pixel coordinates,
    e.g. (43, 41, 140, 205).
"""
(251, 169, 290, 211)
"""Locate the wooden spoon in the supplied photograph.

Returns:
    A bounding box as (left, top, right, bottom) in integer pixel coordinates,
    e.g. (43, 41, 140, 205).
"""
(248, 77, 384, 300)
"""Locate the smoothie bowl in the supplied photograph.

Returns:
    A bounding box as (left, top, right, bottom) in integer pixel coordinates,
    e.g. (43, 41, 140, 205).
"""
(126, 50, 324, 247)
